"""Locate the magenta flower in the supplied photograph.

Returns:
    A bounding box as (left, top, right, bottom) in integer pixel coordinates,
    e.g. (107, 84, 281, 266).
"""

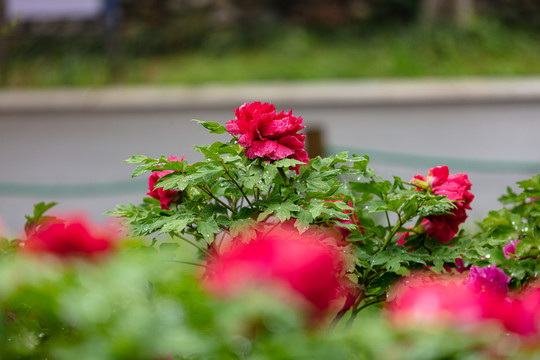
(466, 265, 510, 298)
(147, 155, 184, 210)
(225, 102, 309, 171)
(503, 239, 520, 259)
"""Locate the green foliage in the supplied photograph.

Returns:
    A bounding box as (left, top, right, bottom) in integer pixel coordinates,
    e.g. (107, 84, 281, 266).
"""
(462, 174, 540, 288)
(23, 201, 58, 235)
(110, 120, 481, 322)
(1, 246, 516, 360)
(4, 118, 540, 358)
(6, 21, 540, 87)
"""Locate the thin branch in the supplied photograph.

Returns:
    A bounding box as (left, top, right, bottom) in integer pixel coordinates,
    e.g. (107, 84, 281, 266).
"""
(219, 159, 253, 207)
(380, 221, 403, 253)
(370, 176, 393, 232)
(173, 233, 212, 256)
(198, 185, 237, 214)
(278, 167, 289, 185)
(346, 298, 384, 327)
(165, 260, 210, 269)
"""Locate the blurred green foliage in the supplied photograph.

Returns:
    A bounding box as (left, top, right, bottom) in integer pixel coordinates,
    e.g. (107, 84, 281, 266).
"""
(5, 20, 540, 87)
(0, 249, 505, 359)
(3, 0, 540, 86)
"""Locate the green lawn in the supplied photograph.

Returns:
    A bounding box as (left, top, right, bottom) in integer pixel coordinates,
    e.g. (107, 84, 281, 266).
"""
(5, 22, 540, 87)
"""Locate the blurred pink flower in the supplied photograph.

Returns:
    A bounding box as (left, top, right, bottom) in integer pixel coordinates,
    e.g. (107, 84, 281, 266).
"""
(388, 274, 483, 327)
(411, 166, 474, 243)
(225, 102, 309, 173)
(23, 215, 119, 259)
(147, 155, 184, 210)
(203, 223, 357, 320)
(388, 271, 540, 339)
(466, 265, 510, 298)
(505, 285, 540, 337)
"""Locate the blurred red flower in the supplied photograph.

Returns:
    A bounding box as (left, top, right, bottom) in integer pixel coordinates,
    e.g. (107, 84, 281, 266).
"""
(225, 102, 309, 172)
(388, 271, 540, 338)
(203, 223, 357, 320)
(23, 215, 119, 259)
(147, 155, 184, 210)
(388, 273, 484, 328)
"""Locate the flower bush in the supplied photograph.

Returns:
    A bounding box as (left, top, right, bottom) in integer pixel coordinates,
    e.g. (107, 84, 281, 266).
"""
(1, 101, 540, 359)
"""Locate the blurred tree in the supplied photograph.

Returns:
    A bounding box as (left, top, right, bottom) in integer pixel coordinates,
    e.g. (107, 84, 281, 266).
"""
(420, 0, 474, 28)
(477, 0, 540, 29)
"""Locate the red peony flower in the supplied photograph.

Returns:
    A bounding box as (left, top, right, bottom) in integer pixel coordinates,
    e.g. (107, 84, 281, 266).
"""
(23, 215, 118, 259)
(147, 155, 185, 210)
(225, 102, 309, 172)
(411, 166, 474, 243)
(203, 223, 357, 320)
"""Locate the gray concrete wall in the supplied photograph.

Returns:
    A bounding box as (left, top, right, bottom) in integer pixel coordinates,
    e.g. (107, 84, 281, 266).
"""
(1, 78, 540, 234)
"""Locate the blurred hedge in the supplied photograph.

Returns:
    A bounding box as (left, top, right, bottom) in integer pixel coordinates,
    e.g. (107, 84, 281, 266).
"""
(117, 0, 539, 54)
(5, 0, 540, 57)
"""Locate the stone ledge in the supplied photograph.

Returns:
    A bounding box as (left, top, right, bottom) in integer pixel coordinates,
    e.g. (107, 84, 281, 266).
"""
(2, 77, 540, 113)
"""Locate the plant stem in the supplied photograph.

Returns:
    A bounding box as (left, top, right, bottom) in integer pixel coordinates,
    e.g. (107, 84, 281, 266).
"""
(380, 221, 403, 253)
(173, 233, 212, 256)
(198, 185, 237, 214)
(278, 167, 289, 185)
(219, 158, 253, 207)
(370, 176, 393, 231)
(346, 298, 384, 327)
(166, 260, 209, 268)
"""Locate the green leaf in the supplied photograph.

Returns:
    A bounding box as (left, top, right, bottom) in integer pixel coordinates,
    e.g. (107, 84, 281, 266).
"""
(32, 201, 58, 220)
(159, 216, 196, 234)
(125, 155, 149, 164)
(274, 158, 304, 168)
(294, 210, 313, 233)
(257, 200, 300, 222)
(307, 201, 325, 219)
(131, 161, 159, 178)
(230, 218, 257, 238)
(24, 202, 58, 228)
(191, 119, 227, 134)
(198, 219, 220, 243)
(262, 164, 278, 186)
